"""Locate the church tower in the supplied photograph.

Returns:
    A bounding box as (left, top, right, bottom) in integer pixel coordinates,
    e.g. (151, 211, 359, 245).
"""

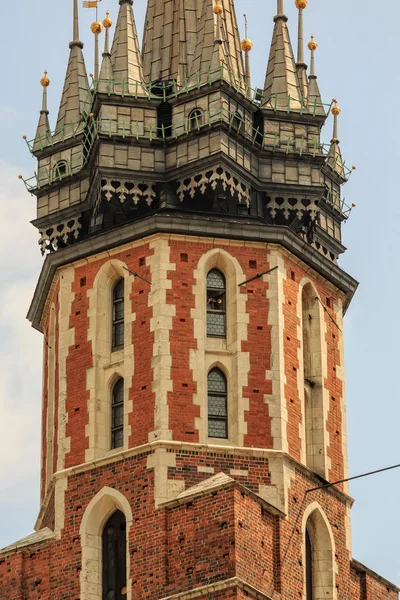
(1, 1, 398, 599)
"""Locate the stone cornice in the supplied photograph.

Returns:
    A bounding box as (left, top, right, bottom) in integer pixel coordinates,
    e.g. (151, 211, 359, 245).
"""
(27, 214, 358, 331)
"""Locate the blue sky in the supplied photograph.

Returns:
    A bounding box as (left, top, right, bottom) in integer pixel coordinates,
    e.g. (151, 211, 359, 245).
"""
(1, 0, 399, 585)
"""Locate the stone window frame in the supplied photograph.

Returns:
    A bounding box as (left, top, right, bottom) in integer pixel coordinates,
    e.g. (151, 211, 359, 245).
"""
(297, 279, 329, 478)
(188, 108, 204, 131)
(191, 248, 249, 446)
(86, 260, 134, 462)
(301, 502, 337, 600)
(80, 486, 133, 600)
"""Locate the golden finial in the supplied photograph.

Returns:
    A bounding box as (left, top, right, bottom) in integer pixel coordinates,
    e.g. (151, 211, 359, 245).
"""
(308, 35, 317, 51)
(213, 0, 223, 15)
(91, 21, 103, 34)
(22, 136, 27, 140)
(241, 13, 253, 52)
(331, 98, 341, 116)
(295, 0, 307, 8)
(103, 12, 112, 28)
(352, 166, 357, 170)
(89, 73, 94, 79)
(40, 70, 50, 87)
(18, 175, 23, 180)
(241, 39, 253, 52)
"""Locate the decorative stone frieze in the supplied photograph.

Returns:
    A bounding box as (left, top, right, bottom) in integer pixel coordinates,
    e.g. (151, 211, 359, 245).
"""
(101, 178, 156, 206)
(177, 166, 251, 207)
(39, 216, 82, 254)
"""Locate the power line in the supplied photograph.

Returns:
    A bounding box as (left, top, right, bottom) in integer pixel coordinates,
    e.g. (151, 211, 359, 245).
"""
(307, 462, 400, 493)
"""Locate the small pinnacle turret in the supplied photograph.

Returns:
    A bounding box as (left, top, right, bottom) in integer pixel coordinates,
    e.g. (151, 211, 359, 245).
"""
(33, 72, 51, 153)
(55, 0, 89, 135)
(110, 0, 146, 95)
(326, 100, 346, 180)
(295, 0, 308, 100)
(307, 35, 324, 115)
(98, 13, 113, 91)
(262, 0, 303, 110)
(190, 0, 245, 87)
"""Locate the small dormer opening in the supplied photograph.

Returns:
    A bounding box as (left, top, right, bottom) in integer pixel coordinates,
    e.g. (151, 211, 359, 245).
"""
(54, 160, 68, 180)
(231, 111, 243, 132)
(157, 102, 173, 138)
(253, 110, 264, 146)
(188, 109, 203, 131)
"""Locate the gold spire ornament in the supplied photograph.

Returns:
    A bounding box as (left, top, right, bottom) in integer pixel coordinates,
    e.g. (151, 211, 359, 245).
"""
(103, 11, 112, 28)
(331, 98, 341, 116)
(295, 0, 307, 8)
(308, 34, 317, 51)
(241, 14, 253, 52)
(213, 0, 223, 15)
(40, 70, 50, 87)
(91, 21, 103, 34)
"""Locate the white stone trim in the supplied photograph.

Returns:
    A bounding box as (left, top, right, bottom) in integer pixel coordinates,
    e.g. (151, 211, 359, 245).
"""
(148, 238, 176, 442)
(79, 486, 133, 600)
(45, 304, 56, 493)
(57, 266, 75, 470)
(264, 250, 288, 452)
(190, 248, 249, 445)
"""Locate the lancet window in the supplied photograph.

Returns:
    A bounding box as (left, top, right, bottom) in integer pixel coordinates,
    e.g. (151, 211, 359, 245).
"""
(112, 279, 124, 350)
(111, 379, 124, 449)
(207, 368, 228, 439)
(206, 269, 226, 338)
(102, 510, 127, 599)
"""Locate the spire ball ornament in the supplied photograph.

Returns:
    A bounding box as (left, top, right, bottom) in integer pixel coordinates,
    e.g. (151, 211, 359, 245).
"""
(40, 70, 50, 87)
(213, 0, 223, 15)
(103, 12, 112, 28)
(91, 21, 103, 34)
(295, 0, 307, 8)
(332, 99, 341, 116)
(241, 39, 253, 52)
(308, 35, 318, 51)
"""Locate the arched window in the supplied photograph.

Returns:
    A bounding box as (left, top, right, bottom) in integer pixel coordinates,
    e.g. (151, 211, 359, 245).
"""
(188, 109, 203, 131)
(102, 510, 127, 599)
(304, 508, 336, 600)
(54, 160, 68, 180)
(231, 111, 243, 132)
(206, 269, 226, 338)
(253, 109, 264, 146)
(207, 368, 228, 439)
(111, 379, 124, 449)
(112, 279, 124, 350)
(305, 528, 313, 600)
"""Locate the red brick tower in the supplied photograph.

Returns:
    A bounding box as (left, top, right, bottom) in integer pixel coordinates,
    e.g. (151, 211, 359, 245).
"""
(1, 0, 398, 599)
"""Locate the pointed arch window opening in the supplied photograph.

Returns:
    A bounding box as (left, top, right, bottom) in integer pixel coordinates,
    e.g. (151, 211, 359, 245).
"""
(188, 109, 204, 131)
(102, 510, 127, 599)
(112, 279, 124, 350)
(305, 528, 313, 600)
(111, 378, 124, 450)
(207, 368, 228, 439)
(206, 269, 226, 338)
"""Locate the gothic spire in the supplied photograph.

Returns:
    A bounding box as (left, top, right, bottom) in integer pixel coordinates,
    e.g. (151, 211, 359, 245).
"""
(189, 0, 245, 88)
(110, 0, 146, 95)
(33, 72, 52, 153)
(99, 13, 113, 91)
(307, 35, 325, 115)
(326, 100, 346, 180)
(55, 0, 89, 134)
(295, 0, 308, 101)
(142, 0, 198, 87)
(262, 0, 303, 110)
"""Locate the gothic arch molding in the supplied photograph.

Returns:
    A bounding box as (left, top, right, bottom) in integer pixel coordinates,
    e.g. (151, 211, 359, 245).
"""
(301, 502, 337, 600)
(80, 486, 133, 600)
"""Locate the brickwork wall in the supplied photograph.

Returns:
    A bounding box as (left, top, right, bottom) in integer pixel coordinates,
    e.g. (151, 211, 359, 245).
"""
(1, 454, 397, 600)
